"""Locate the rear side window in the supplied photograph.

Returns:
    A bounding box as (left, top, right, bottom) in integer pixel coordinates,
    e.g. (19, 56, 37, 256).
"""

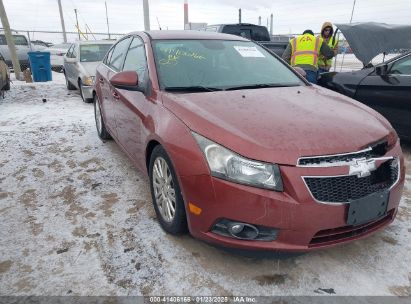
(108, 37, 132, 71)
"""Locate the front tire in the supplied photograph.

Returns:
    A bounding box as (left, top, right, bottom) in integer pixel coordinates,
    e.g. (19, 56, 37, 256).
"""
(65, 73, 76, 90)
(94, 94, 111, 140)
(149, 145, 187, 235)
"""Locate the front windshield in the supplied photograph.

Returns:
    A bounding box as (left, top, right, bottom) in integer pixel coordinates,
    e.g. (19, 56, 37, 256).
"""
(80, 44, 112, 62)
(152, 39, 304, 90)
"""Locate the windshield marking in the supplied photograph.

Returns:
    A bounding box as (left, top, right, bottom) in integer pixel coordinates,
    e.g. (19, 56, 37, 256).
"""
(159, 48, 206, 65)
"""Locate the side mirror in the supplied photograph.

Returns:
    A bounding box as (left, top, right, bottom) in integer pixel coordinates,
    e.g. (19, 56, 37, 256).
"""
(375, 64, 388, 76)
(293, 66, 307, 78)
(65, 57, 77, 63)
(109, 71, 140, 90)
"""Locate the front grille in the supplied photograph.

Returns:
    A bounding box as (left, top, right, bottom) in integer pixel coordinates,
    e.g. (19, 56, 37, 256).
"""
(304, 159, 398, 203)
(309, 209, 394, 247)
(298, 140, 387, 166)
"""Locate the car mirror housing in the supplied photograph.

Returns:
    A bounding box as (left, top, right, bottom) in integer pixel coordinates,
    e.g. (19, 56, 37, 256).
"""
(375, 64, 388, 76)
(109, 71, 140, 91)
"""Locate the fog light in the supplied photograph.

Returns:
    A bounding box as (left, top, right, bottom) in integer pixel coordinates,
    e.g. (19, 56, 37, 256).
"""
(228, 223, 244, 234)
(212, 219, 278, 241)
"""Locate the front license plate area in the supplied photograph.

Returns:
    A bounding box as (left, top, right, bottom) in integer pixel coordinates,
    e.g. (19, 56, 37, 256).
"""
(347, 191, 389, 226)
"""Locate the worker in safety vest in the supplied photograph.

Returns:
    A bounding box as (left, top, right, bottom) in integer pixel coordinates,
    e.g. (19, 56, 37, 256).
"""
(318, 22, 339, 74)
(282, 29, 333, 84)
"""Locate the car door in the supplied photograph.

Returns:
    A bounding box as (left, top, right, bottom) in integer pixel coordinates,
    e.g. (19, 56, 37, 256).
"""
(65, 44, 78, 85)
(103, 37, 133, 139)
(113, 36, 150, 166)
(63, 44, 74, 74)
(354, 54, 411, 139)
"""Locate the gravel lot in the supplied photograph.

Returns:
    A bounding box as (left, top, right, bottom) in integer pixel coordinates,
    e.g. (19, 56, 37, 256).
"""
(0, 72, 410, 296)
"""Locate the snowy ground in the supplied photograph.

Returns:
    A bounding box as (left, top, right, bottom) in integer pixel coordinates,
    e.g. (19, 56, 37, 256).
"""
(0, 72, 410, 296)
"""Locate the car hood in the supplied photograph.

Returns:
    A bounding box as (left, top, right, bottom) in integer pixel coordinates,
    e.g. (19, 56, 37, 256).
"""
(336, 22, 411, 65)
(78, 61, 100, 77)
(161, 86, 392, 165)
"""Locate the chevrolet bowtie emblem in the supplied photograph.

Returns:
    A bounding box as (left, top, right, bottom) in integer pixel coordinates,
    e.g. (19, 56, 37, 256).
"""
(349, 158, 376, 178)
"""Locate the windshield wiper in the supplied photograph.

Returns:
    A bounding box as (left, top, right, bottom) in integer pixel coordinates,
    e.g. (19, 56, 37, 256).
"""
(225, 83, 299, 91)
(164, 86, 223, 92)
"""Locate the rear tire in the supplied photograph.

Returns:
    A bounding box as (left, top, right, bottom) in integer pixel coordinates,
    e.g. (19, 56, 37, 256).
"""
(149, 145, 188, 235)
(94, 94, 111, 140)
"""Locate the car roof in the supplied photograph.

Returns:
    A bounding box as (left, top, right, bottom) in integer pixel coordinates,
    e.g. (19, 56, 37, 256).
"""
(76, 40, 114, 45)
(130, 30, 249, 41)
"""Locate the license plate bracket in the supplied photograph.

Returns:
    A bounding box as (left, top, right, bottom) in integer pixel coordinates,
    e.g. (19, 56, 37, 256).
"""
(347, 191, 389, 226)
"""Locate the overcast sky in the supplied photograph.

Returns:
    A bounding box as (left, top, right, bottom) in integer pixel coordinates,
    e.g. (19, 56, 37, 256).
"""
(3, 0, 411, 43)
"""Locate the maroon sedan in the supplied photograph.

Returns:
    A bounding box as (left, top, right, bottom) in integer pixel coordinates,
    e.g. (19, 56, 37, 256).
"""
(93, 31, 404, 251)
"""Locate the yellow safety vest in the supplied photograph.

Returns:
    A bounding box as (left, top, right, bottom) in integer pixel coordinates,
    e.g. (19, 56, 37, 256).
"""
(290, 34, 322, 67)
(318, 37, 337, 69)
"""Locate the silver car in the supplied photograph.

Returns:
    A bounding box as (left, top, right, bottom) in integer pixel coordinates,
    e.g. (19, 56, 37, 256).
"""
(63, 40, 113, 102)
(0, 31, 43, 70)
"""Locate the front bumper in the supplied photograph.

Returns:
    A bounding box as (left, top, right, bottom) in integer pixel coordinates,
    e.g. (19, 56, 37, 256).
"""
(81, 85, 94, 99)
(180, 142, 404, 252)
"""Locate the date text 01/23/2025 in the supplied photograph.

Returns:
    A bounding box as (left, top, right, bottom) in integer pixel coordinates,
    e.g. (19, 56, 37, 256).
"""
(148, 296, 257, 303)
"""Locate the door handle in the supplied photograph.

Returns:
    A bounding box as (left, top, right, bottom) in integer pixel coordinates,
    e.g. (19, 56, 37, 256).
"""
(112, 91, 120, 100)
(99, 78, 104, 84)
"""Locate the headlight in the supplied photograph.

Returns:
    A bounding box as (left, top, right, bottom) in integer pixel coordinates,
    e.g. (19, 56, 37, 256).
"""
(192, 132, 283, 191)
(82, 76, 95, 86)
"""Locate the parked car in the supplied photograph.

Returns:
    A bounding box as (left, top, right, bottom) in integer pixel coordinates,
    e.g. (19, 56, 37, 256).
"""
(319, 22, 411, 140)
(0, 31, 33, 70)
(63, 40, 113, 102)
(44, 43, 71, 72)
(93, 31, 404, 252)
(200, 23, 289, 57)
(0, 53, 10, 92)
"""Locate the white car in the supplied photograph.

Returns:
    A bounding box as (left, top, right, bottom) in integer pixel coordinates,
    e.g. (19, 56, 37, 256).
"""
(63, 40, 113, 102)
(43, 43, 71, 72)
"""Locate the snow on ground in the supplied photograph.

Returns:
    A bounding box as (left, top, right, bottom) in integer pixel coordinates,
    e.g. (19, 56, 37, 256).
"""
(0, 72, 410, 296)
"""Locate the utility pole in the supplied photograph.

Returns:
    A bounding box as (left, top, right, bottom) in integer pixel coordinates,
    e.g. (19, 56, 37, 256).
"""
(238, 8, 242, 23)
(184, 0, 188, 29)
(339, 0, 357, 71)
(57, 0, 67, 42)
(0, 0, 21, 79)
(270, 13, 273, 36)
(105, 1, 111, 39)
(74, 9, 80, 40)
(143, 0, 150, 31)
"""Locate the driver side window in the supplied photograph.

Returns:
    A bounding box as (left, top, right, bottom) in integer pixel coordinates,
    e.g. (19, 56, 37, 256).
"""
(390, 56, 411, 75)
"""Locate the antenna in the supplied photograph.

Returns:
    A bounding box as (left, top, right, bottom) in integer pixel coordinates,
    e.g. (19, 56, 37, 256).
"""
(156, 17, 162, 30)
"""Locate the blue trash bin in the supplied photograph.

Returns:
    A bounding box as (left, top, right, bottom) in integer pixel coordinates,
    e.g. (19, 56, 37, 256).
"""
(28, 51, 52, 82)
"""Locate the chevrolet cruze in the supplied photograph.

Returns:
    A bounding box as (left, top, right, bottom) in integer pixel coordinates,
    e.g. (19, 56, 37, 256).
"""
(93, 31, 404, 251)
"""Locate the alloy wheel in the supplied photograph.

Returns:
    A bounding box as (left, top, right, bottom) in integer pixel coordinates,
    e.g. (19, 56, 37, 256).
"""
(152, 157, 176, 222)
